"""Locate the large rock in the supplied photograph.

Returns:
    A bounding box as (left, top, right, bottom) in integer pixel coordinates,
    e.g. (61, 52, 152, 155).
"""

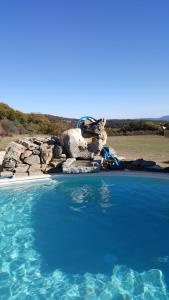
(28, 165, 43, 176)
(62, 159, 100, 174)
(126, 159, 156, 170)
(21, 150, 32, 160)
(15, 164, 29, 177)
(17, 139, 39, 150)
(24, 155, 41, 165)
(3, 142, 26, 163)
(61, 126, 107, 159)
(0, 118, 109, 177)
(2, 158, 16, 171)
(40, 144, 53, 164)
(53, 145, 63, 158)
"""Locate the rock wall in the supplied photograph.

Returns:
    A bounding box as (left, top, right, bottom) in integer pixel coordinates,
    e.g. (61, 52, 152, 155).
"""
(60, 118, 107, 159)
(1, 137, 66, 177)
(1, 118, 107, 177)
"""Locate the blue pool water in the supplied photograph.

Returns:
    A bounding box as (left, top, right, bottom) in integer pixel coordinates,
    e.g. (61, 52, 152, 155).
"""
(0, 175, 169, 299)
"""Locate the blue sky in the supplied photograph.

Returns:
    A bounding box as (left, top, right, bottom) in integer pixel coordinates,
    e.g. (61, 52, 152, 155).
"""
(0, 0, 169, 119)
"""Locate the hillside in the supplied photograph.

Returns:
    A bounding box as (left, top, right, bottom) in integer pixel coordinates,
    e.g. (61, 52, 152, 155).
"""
(0, 103, 76, 136)
(0, 102, 168, 137)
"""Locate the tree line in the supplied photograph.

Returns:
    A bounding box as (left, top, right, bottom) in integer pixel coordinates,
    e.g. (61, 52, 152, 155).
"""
(0, 102, 168, 137)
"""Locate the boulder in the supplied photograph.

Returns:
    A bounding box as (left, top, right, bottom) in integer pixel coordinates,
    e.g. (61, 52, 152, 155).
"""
(28, 165, 43, 176)
(62, 159, 100, 174)
(21, 150, 32, 160)
(60, 119, 107, 159)
(2, 158, 16, 171)
(3, 142, 26, 163)
(50, 158, 66, 168)
(40, 144, 53, 164)
(24, 155, 41, 165)
(15, 164, 29, 173)
(53, 145, 63, 158)
(16, 139, 39, 150)
(0, 170, 14, 177)
(61, 128, 104, 159)
(129, 159, 156, 170)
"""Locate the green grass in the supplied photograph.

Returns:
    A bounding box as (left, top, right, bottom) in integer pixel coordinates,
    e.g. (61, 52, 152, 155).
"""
(107, 135, 169, 167)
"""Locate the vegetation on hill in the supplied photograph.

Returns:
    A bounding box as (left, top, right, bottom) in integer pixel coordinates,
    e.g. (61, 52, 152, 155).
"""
(106, 119, 167, 136)
(0, 102, 168, 137)
(0, 103, 75, 136)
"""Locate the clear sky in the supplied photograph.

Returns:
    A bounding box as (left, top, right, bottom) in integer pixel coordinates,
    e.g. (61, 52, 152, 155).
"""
(0, 0, 169, 119)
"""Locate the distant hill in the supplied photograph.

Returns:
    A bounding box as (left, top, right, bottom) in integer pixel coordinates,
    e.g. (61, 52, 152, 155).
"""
(159, 115, 169, 121)
(0, 102, 168, 136)
(0, 102, 75, 136)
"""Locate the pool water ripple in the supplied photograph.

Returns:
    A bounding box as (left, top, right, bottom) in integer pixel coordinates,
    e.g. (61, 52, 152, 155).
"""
(0, 176, 169, 299)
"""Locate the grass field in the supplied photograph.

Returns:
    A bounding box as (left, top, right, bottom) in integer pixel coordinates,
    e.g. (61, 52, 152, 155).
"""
(0, 135, 169, 167)
(107, 135, 169, 167)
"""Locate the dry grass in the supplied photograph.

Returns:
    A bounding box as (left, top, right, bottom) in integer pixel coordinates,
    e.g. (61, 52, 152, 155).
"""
(0, 135, 169, 168)
(107, 135, 169, 167)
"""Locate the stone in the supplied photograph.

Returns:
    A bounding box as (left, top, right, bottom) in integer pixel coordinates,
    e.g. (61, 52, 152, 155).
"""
(61, 128, 99, 159)
(45, 165, 62, 174)
(20, 150, 32, 160)
(40, 143, 53, 164)
(131, 159, 156, 168)
(50, 159, 65, 168)
(14, 172, 29, 178)
(146, 165, 163, 172)
(32, 149, 40, 155)
(2, 158, 16, 170)
(24, 155, 41, 165)
(28, 165, 43, 176)
(130, 159, 156, 170)
(0, 170, 14, 177)
(15, 164, 29, 173)
(93, 155, 104, 164)
(53, 145, 63, 158)
(3, 142, 26, 163)
(60, 118, 107, 159)
(16, 139, 39, 150)
(46, 158, 65, 173)
(62, 159, 100, 174)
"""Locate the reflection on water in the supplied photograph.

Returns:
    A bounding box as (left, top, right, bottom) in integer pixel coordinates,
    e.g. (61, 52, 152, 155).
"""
(0, 176, 169, 299)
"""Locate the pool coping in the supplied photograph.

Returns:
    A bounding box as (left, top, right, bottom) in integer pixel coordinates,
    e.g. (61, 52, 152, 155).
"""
(0, 170, 169, 187)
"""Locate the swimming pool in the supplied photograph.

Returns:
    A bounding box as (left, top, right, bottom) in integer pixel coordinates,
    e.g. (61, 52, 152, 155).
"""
(0, 174, 169, 299)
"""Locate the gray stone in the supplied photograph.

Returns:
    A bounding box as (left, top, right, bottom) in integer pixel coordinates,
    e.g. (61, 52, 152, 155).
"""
(146, 165, 163, 172)
(3, 142, 26, 163)
(14, 172, 29, 178)
(45, 165, 62, 174)
(2, 158, 16, 170)
(93, 155, 103, 165)
(17, 139, 39, 150)
(60, 129, 96, 159)
(32, 149, 40, 155)
(28, 165, 43, 176)
(0, 170, 14, 177)
(50, 158, 65, 168)
(24, 155, 41, 165)
(20, 150, 32, 160)
(62, 159, 100, 174)
(53, 145, 63, 158)
(131, 159, 156, 169)
(60, 118, 107, 159)
(40, 143, 53, 164)
(15, 164, 29, 173)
